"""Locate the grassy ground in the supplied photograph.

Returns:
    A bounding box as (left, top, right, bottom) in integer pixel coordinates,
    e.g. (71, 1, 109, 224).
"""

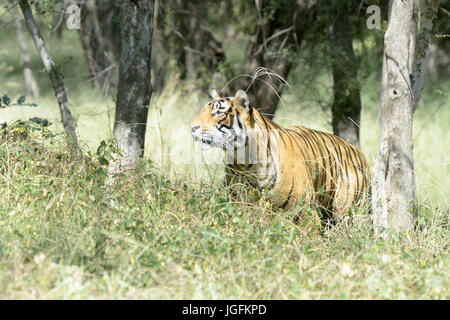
(0, 129, 448, 299)
(0, 13, 448, 299)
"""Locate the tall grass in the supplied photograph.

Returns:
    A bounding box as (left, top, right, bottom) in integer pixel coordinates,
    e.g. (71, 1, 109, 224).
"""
(0, 126, 448, 299)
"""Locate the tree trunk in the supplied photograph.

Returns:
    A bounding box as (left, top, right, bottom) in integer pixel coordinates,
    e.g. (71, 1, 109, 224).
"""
(327, 5, 362, 149)
(235, 18, 293, 118)
(79, 0, 120, 96)
(19, 0, 78, 151)
(10, 1, 40, 101)
(373, 0, 440, 233)
(372, 0, 415, 232)
(169, 0, 225, 85)
(51, 1, 64, 40)
(229, 0, 318, 119)
(113, 0, 154, 171)
(411, 0, 440, 112)
(426, 6, 450, 81)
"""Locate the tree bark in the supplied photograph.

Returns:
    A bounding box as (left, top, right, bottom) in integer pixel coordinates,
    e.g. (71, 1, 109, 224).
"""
(79, 0, 120, 96)
(113, 0, 154, 171)
(168, 0, 225, 85)
(229, 0, 318, 119)
(51, 1, 64, 40)
(426, 6, 450, 81)
(373, 0, 415, 232)
(327, 5, 362, 149)
(411, 0, 440, 112)
(235, 17, 293, 118)
(373, 0, 440, 233)
(10, 1, 40, 101)
(19, 0, 78, 151)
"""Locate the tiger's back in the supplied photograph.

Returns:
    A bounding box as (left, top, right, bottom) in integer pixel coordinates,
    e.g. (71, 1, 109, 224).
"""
(192, 89, 371, 221)
(276, 124, 370, 217)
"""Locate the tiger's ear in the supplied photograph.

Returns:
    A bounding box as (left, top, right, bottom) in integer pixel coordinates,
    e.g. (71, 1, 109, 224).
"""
(208, 88, 220, 100)
(235, 90, 249, 108)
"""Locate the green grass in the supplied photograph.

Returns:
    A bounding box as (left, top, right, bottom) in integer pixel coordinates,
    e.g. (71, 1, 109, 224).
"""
(0, 12, 448, 299)
(0, 129, 448, 299)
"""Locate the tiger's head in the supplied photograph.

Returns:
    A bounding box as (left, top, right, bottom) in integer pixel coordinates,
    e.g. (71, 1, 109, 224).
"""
(191, 89, 254, 152)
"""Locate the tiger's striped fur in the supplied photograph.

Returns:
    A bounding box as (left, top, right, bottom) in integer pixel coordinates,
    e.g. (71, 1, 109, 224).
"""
(191, 89, 370, 220)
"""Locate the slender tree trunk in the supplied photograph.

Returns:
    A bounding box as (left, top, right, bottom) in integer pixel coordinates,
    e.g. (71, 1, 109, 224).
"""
(10, 1, 39, 101)
(236, 19, 293, 118)
(51, 1, 64, 40)
(79, 0, 118, 96)
(19, 0, 78, 151)
(411, 0, 440, 112)
(327, 6, 362, 149)
(230, 0, 318, 119)
(169, 0, 225, 86)
(113, 0, 154, 171)
(95, 0, 121, 62)
(233, 13, 291, 118)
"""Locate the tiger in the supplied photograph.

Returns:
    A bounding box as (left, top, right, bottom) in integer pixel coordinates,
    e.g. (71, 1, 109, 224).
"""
(191, 89, 370, 221)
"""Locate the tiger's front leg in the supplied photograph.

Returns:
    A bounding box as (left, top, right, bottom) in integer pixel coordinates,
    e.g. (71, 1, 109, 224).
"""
(273, 176, 322, 226)
(223, 166, 261, 203)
